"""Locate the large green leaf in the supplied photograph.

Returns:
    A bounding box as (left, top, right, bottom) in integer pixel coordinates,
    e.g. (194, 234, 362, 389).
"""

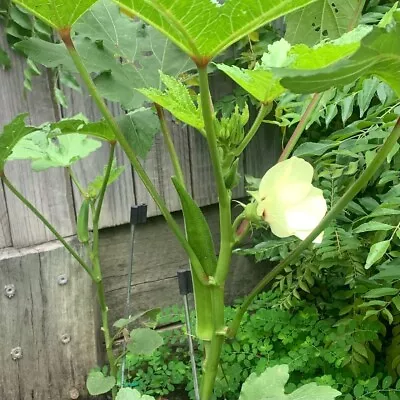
(75, 0, 194, 108)
(217, 28, 368, 103)
(0, 114, 35, 171)
(281, 24, 400, 97)
(113, 0, 317, 60)
(16, 0, 194, 110)
(12, 0, 97, 29)
(285, 0, 360, 45)
(239, 365, 341, 400)
(8, 132, 102, 171)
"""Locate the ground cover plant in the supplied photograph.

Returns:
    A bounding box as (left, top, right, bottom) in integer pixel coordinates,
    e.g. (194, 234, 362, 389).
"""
(0, 0, 400, 399)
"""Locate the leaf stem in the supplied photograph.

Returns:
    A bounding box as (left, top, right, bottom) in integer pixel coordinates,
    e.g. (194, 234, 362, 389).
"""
(1, 173, 95, 280)
(228, 117, 400, 337)
(233, 103, 272, 156)
(59, 29, 209, 286)
(278, 93, 322, 162)
(67, 166, 86, 196)
(154, 103, 186, 186)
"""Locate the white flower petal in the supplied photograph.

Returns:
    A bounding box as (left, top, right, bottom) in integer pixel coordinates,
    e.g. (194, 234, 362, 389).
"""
(260, 199, 294, 238)
(259, 157, 314, 206)
(285, 187, 327, 242)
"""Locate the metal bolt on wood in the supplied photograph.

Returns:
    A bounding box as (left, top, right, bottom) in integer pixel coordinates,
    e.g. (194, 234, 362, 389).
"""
(57, 274, 68, 285)
(4, 284, 16, 298)
(10, 347, 22, 360)
(69, 388, 79, 399)
(61, 334, 71, 344)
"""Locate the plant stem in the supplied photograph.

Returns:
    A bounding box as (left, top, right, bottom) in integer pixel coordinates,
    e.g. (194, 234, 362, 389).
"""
(197, 66, 233, 286)
(68, 166, 86, 196)
(233, 102, 272, 156)
(59, 29, 209, 286)
(154, 103, 186, 186)
(228, 117, 400, 337)
(197, 66, 232, 399)
(278, 93, 322, 162)
(90, 144, 117, 398)
(1, 173, 95, 280)
(200, 286, 226, 400)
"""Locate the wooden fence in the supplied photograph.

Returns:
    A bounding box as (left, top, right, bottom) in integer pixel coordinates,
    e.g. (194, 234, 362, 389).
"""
(0, 26, 281, 399)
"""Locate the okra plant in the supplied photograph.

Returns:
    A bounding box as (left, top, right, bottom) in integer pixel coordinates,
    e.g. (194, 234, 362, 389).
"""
(1, 0, 400, 399)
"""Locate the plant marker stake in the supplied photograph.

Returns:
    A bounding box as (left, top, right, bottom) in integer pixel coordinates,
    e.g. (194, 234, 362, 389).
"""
(121, 204, 148, 387)
(177, 269, 200, 400)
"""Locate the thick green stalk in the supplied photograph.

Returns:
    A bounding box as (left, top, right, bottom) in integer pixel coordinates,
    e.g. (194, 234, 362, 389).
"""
(278, 93, 321, 162)
(197, 66, 233, 285)
(154, 103, 186, 186)
(229, 118, 400, 337)
(91, 144, 117, 398)
(200, 286, 226, 399)
(1, 173, 95, 280)
(197, 66, 232, 399)
(59, 29, 208, 286)
(233, 103, 272, 156)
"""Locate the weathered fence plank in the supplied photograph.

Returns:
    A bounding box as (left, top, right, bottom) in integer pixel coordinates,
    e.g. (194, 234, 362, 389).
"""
(63, 87, 135, 228)
(0, 241, 98, 400)
(0, 185, 11, 248)
(134, 114, 192, 217)
(243, 111, 281, 179)
(0, 31, 76, 248)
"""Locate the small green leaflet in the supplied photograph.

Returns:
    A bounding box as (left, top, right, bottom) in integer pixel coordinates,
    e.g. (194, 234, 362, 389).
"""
(12, 0, 97, 29)
(113, 0, 317, 59)
(138, 72, 204, 131)
(365, 240, 391, 269)
(116, 388, 155, 400)
(363, 287, 399, 298)
(86, 370, 115, 396)
(239, 364, 341, 400)
(353, 222, 395, 234)
(217, 29, 367, 103)
(0, 114, 36, 171)
(127, 328, 163, 356)
(87, 159, 125, 199)
(8, 132, 102, 171)
(281, 24, 400, 97)
(285, 0, 360, 45)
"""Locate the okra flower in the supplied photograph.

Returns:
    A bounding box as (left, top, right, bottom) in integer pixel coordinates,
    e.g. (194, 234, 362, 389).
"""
(256, 157, 327, 243)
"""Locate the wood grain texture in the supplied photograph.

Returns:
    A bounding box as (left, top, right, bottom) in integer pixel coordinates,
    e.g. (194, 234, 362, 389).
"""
(0, 183, 11, 248)
(63, 86, 135, 228)
(134, 113, 192, 217)
(243, 109, 281, 179)
(0, 30, 76, 248)
(0, 240, 99, 400)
